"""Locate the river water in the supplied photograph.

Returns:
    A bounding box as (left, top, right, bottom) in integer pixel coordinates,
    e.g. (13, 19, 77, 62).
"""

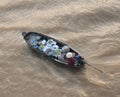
(0, 0, 120, 97)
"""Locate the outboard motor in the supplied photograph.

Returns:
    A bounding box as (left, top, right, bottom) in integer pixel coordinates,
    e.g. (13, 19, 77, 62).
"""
(75, 55, 85, 67)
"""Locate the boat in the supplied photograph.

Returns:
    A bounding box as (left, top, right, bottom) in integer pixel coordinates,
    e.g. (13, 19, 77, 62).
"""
(22, 32, 85, 67)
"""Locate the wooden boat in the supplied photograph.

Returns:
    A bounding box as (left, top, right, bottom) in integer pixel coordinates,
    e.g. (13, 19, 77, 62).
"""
(22, 32, 85, 67)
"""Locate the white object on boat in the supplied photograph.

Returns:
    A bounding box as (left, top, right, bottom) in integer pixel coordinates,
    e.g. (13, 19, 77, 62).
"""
(66, 52, 73, 58)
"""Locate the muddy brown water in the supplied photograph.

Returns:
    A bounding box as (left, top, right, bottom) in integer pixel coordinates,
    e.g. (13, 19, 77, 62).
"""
(0, 0, 120, 97)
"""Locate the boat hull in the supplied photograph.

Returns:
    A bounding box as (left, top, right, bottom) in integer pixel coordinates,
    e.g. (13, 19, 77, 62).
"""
(22, 32, 85, 67)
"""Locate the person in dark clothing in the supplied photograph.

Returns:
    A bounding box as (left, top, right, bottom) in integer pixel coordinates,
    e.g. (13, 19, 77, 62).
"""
(66, 52, 76, 66)
(67, 57, 76, 66)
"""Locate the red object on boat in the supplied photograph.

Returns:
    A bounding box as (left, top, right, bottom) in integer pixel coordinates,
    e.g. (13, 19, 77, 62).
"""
(68, 57, 76, 66)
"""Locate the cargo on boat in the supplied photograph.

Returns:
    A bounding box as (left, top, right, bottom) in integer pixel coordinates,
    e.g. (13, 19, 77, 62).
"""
(22, 32, 85, 67)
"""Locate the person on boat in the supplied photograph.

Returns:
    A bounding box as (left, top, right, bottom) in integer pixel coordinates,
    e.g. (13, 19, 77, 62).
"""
(66, 52, 76, 66)
(57, 46, 72, 63)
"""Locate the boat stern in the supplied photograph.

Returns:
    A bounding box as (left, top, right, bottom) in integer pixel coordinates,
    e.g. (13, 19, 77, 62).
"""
(74, 55, 85, 67)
